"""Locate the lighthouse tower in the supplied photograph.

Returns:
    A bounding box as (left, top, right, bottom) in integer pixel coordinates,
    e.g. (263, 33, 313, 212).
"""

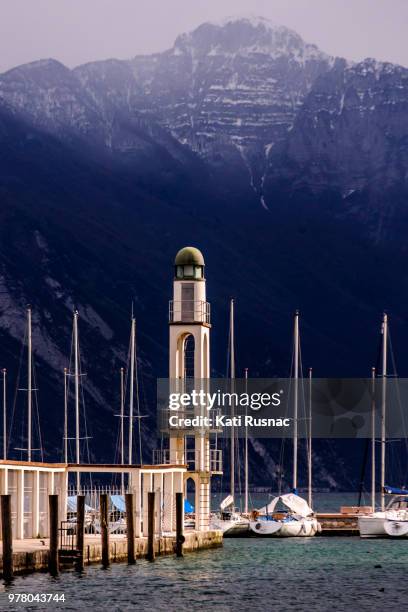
(169, 246, 212, 531)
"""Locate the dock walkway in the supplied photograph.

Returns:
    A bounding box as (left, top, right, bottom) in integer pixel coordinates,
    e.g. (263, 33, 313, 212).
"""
(0, 531, 223, 575)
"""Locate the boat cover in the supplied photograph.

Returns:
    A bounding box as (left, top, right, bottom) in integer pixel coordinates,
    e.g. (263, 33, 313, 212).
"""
(384, 485, 408, 496)
(257, 493, 313, 518)
(110, 495, 126, 512)
(220, 494, 234, 510)
(67, 496, 93, 512)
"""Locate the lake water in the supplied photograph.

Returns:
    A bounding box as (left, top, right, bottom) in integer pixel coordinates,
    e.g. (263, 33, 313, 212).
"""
(2, 537, 407, 611)
(1, 493, 406, 611)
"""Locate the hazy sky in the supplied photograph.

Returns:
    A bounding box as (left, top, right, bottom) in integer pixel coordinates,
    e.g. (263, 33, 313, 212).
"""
(0, 0, 407, 73)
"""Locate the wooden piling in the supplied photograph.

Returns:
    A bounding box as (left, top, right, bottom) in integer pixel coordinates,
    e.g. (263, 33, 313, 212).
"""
(76, 495, 85, 570)
(175, 492, 184, 557)
(1, 494, 13, 580)
(100, 493, 110, 568)
(48, 494, 59, 576)
(147, 491, 155, 562)
(125, 493, 135, 564)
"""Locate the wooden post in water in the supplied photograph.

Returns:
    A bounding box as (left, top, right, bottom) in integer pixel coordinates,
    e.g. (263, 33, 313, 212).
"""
(125, 493, 135, 564)
(76, 495, 85, 570)
(100, 493, 110, 568)
(1, 494, 13, 580)
(48, 494, 59, 576)
(147, 491, 155, 561)
(175, 492, 184, 558)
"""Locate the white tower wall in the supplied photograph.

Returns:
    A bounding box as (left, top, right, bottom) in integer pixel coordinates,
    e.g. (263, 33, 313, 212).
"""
(168, 247, 212, 531)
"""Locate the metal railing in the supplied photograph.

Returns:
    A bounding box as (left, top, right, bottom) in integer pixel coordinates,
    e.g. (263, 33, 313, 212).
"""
(152, 448, 222, 473)
(66, 487, 127, 535)
(169, 300, 211, 324)
(59, 521, 76, 550)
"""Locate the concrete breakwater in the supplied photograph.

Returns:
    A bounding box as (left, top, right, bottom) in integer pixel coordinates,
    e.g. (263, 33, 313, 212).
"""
(0, 531, 223, 576)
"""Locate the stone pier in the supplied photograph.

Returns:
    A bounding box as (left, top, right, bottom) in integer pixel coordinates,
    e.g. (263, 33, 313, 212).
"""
(0, 531, 223, 576)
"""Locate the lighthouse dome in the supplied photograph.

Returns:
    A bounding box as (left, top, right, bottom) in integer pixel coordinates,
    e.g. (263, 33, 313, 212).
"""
(174, 247, 204, 266)
(174, 247, 205, 280)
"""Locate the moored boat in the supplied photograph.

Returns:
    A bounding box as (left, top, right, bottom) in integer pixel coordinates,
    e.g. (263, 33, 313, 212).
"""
(359, 493, 408, 538)
(210, 494, 250, 536)
(249, 493, 320, 537)
(249, 313, 321, 538)
(357, 314, 408, 538)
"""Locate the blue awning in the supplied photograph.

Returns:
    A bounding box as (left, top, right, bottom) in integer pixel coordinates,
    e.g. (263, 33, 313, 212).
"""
(67, 496, 93, 512)
(384, 485, 408, 495)
(184, 499, 194, 513)
(110, 495, 126, 512)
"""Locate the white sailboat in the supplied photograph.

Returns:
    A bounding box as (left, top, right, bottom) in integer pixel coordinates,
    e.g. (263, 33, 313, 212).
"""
(358, 493, 408, 537)
(210, 299, 250, 536)
(358, 313, 408, 537)
(250, 493, 320, 537)
(210, 494, 250, 536)
(249, 311, 320, 537)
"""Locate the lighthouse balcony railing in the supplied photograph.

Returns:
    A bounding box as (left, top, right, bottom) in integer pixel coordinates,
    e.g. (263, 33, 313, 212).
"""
(152, 448, 222, 474)
(169, 300, 210, 324)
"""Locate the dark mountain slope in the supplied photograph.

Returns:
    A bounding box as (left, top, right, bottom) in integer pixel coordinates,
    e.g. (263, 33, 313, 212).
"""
(264, 58, 408, 242)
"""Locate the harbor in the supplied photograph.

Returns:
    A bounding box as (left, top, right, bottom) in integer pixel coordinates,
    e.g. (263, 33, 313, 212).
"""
(0, 246, 407, 586)
(1, 5, 408, 609)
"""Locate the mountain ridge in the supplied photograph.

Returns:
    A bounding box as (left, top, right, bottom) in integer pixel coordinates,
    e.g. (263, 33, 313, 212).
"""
(3, 16, 406, 212)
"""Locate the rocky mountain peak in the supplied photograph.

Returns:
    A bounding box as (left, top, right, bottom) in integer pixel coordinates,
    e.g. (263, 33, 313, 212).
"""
(173, 16, 329, 63)
(1, 58, 72, 87)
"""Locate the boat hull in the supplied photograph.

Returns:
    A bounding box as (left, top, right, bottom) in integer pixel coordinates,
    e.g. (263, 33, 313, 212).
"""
(249, 520, 282, 537)
(359, 514, 408, 538)
(210, 517, 250, 537)
(223, 522, 251, 537)
(279, 518, 319, 537)
(249, 517, 319, 537)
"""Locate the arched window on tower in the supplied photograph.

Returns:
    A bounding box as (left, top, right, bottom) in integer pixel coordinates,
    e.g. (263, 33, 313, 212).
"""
(184, 334, 195, 379)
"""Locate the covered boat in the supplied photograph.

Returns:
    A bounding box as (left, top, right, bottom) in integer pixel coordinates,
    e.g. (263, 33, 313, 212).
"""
(249, 493, 320, 537)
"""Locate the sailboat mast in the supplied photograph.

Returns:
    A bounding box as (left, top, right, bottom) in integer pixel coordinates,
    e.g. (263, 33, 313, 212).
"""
(380, 313, 387, 511)
(371, 366, 376, 511)
(129, 317, 135, 465)
(64, 367, 68, 464)
(244, 367, 249, 515)
(2, 368, 6, 460)
(230, 299, 235, 497)
(74, 310, 80, 491)
(120, 367, 125, 493)
(293, 310, 299, 492)
(308, 367, 312, 509)
(27, 306, 32, 462)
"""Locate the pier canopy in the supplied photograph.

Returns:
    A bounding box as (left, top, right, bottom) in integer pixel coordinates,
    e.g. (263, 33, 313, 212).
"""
(175, 246, 205, 280)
